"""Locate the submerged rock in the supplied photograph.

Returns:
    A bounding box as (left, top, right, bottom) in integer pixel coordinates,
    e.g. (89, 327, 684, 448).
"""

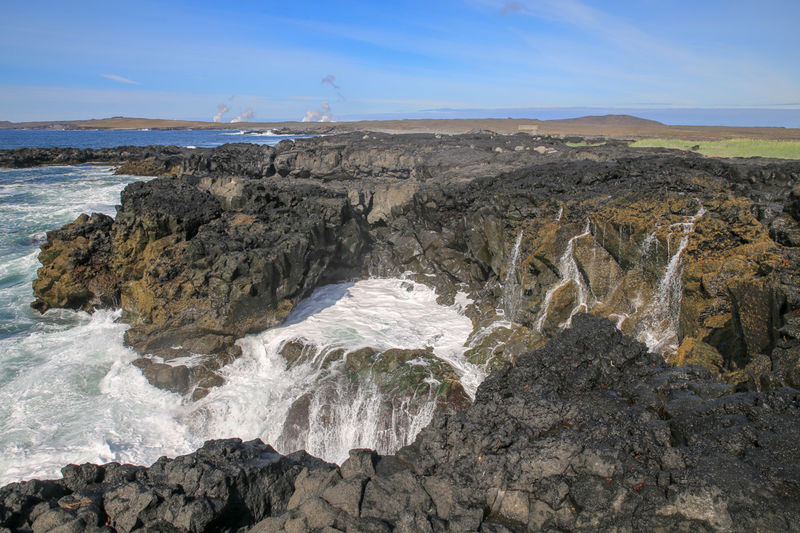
(3, 316, 798, 532)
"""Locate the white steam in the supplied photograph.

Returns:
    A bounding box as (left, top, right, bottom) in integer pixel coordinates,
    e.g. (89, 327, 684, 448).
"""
(213, 104, 230, 123)
(302, 102, 333, 123)
(231, 109, 255, 123)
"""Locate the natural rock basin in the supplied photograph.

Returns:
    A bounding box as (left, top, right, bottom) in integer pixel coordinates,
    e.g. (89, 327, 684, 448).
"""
(184, 277, 478, 465)
(0, 273, 479, 486)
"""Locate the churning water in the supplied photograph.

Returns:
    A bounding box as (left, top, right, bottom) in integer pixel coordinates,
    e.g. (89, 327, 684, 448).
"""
(0, 165, 478, 484)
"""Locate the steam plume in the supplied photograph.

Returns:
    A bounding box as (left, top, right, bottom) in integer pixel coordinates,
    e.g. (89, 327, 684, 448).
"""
(302, 102, 333, 123)
(231, 109, 255, 123)
(213, 104, 230, 123)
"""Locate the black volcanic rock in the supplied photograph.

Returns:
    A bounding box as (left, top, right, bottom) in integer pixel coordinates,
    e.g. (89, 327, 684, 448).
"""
(14, 133, 800, 399)
(2, 316, 798, 532)
(0, 439, 331, 533)
(404, 315, 800, 531)
(0, 145, 192, 174)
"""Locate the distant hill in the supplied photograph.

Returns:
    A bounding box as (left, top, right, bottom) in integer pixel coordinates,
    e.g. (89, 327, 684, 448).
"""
(1, 115, 799, 141)
(547, 114, 664, 127)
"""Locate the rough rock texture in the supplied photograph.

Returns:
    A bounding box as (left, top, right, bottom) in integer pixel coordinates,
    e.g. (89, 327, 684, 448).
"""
(0, 439, 329, 533)
(31, 213, 118, 312)
(3, 315, 799, 532)
(15, 133, 800, 399)
(0, 145, 190, 174)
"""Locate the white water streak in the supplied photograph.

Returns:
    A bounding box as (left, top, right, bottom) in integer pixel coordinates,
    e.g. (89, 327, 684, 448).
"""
(535, 223, 596, 332)
(636, 206, 705, 353)
(502, 231, 524, 322)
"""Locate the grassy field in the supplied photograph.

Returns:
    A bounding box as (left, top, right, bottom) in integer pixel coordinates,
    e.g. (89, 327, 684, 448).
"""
(565, 140, 607, 147)
(629, 138, 800, 159)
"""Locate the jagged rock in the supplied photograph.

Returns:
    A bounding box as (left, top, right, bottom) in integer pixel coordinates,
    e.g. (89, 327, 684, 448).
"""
(669, 336, 724, 371)
(31, 213, 117, 312)
(0, 145, 191, 170)
(0, 439, 330, 533)
(4, 316, 799, 532)
(14, 133, 800, 400)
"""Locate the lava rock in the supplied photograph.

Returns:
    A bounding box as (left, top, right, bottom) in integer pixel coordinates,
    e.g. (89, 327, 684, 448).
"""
(4, 316, 799, 532)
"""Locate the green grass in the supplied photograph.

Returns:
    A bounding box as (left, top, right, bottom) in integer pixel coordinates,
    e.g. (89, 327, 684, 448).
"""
(566, 140, 607, 147)
(629, 138, 800, 159)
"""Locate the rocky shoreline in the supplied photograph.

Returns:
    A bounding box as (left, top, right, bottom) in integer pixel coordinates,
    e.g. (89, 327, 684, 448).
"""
(2, 132, 800, 530)
(12, 133, 800, 396)
(2, 315, 799, 532)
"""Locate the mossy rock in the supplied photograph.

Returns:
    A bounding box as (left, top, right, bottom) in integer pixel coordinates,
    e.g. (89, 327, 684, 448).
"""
(669, 337, 724, 372)
(465, 325, 534, 371)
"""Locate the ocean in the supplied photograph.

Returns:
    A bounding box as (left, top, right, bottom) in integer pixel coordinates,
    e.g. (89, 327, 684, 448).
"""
(0, 131, 482, 483)
(0, 129, 309, 150)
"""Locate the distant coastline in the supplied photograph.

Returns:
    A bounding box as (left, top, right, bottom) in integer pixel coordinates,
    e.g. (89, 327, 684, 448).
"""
(3, 114, 800, 141)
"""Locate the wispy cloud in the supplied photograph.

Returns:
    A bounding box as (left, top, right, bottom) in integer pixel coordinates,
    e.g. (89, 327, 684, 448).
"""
(100, 73, 139, 85)
(498, 1, 525, 15)
(477, 0, 799, 104)
(321, 75, 340, 89)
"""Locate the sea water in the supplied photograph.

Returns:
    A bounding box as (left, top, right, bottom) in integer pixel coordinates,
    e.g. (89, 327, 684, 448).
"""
(0, 129, 309, 150)
(0, 165, 477, 484)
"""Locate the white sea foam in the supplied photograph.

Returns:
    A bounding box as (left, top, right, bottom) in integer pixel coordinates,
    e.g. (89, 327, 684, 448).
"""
(0, 165, 185, 484)
(184, 278, 477, 464)
(0, 309, 191, 485)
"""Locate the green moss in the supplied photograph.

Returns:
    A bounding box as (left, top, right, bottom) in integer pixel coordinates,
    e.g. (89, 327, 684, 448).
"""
(629, 139, 800, 159)
(37, 246, 61, 265)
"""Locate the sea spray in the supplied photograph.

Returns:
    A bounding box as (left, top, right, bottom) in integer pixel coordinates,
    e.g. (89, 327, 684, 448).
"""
(636, 206, 706, 353)
(184, 278, 478, 464)
(0, 309, 191, 485)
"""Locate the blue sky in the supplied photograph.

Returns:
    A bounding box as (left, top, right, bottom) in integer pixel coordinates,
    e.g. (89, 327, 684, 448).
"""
(1, 0, 798, 124)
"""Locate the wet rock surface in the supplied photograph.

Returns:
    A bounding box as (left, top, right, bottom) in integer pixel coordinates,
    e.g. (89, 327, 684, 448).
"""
(3, 315, 799, 532)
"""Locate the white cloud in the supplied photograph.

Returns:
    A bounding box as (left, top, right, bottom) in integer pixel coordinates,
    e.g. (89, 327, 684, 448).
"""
(100, 73, 139, 85)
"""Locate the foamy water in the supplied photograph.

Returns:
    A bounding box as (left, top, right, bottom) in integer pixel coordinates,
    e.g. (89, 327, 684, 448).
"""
(0, 165, 480, 483)
(185, 279, 476, 463)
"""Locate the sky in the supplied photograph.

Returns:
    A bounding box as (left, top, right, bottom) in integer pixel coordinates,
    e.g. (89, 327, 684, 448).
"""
(1, 0, 799, 125)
